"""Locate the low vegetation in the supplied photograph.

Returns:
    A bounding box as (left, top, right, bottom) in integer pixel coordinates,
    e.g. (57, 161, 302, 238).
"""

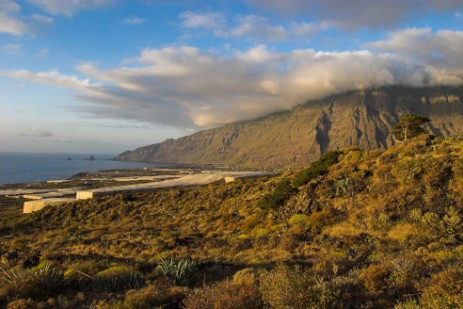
(292, 150, 342, 187)
(1, 134, 463, 307)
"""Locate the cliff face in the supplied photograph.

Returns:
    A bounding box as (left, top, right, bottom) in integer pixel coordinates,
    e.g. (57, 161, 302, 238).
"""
(117, 86, 463, 168)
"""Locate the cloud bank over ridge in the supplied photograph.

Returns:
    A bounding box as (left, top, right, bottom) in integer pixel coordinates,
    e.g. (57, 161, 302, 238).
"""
(3, 28, 463, 129)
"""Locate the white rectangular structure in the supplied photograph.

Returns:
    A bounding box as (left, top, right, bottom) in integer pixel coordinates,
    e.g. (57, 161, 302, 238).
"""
(23, 198, 74, 213)
(76, 191, 95, 200)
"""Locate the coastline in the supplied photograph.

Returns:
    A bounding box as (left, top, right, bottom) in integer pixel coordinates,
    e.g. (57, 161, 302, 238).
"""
(0, 152, 180, 186)
(0, 165, 274, 213)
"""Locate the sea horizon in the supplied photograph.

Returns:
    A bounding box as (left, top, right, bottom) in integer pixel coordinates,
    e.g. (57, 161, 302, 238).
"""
(0, 152, 173, 185)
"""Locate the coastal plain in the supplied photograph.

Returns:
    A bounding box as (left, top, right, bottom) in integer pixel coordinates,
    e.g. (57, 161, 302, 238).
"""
(0, 167, 271, 213)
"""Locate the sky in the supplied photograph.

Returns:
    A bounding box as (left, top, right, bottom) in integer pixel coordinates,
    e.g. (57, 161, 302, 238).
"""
(1, 0, 463, 154)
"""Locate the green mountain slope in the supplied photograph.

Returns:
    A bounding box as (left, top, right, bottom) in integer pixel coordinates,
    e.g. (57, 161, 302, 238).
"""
(117, 86, 463, 168)
(2, 134, 463, 307)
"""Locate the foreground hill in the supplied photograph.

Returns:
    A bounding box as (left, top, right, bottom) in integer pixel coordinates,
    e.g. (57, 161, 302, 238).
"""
(1, 134, 463, 307)
(117, 85, 463, 169)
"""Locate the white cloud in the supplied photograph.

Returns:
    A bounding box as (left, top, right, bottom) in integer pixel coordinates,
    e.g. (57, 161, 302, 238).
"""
(31, 13, 54, 24)
(368, 28, 463, 81)
(2, 44, 22, 54)
(235, 44, 278, 63)
(0, 1, 28, 35)
(218, 15, 287, 41)
(368, 28, 433, 52)
(28, 0, 115, 16)
(180, 11, 289, 42)
(0, 0, 20, 13)
(1, 69, 95, 90)
(179, 11, 330, 42)
(123, 16, 146, 25)
(0, 13, 28, 35)
(3, 29, 463, 129)
(0, 2, 52, 36)
(290, 21, 331, 37)
(36, 48, 50, 57)
(179, 11, 224, 29)
(20, 127, 53, 137)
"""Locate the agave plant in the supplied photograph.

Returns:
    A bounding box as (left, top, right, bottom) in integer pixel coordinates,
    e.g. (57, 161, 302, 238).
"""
(155, 256, 197, 285)
(0, 265, 20, 286)
(0, 262, 65, 300)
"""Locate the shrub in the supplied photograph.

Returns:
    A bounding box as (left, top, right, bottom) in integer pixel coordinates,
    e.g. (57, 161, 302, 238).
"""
(259, 179, 297, 210)
(64, 268, 93, 290)
(6, 298, 36, 309)
(396, 268, 463, 309)
(394, 298, 421, 309)
(259, 265, 335, 309)
(64, 260, 107, 277)
(387, 222, 431, 245)
(258, 194, 278, 211)
(360, 264, 391, 295)
(293, 151, 342, 187)
(233, 268, 258, 287)
(305, 209, 339, 234)
(183, 280, 263, 309)
(123, 278, 186, 309)
(94, 265, 144, 292)
(288, 214, 311, 227)
(419, 266, 463, 307)
(90, 299, 122, 309)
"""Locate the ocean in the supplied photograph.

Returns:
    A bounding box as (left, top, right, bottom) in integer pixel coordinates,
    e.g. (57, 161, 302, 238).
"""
(0, 152, 173, 185)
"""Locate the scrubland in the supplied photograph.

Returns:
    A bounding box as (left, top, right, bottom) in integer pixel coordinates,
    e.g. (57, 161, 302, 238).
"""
(1, 134, 463, 308)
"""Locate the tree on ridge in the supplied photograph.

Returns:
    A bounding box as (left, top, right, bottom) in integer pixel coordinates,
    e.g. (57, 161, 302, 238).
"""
(391, 114, 430, 142)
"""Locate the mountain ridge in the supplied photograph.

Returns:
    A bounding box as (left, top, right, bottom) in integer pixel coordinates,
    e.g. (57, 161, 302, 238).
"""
(117, 85, 463, 168)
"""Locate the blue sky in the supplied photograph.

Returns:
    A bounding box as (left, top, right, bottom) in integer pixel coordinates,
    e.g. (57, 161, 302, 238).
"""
(1, 0, 463, 154)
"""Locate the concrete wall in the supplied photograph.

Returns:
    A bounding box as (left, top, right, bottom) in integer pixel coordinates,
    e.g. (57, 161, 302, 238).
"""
(22, 195, 43, 200)
(76, 191, 94, 200)
(23, 200, 46, 213)
(224, 176, 236, 183)
(18, 171, 272, 213)
(23, 198, 74, 214)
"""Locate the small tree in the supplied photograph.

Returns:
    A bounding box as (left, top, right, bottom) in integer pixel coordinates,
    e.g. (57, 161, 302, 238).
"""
(391, 114, 430, 142)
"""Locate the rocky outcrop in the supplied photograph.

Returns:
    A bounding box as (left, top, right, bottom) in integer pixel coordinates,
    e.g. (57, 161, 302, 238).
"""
(117, 86, 463, 169)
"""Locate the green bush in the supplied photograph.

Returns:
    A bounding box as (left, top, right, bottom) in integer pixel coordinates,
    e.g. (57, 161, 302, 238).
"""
(293, 151, 342, 187)
(288, 214, 311, 227)
(123, 278, 186, 309)
(259, 179, 297, 210)
(94, 265, 145, 292)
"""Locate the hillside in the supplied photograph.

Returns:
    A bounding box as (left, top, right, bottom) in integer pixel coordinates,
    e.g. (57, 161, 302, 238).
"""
(117, 85, 463, 169)
(1, 134, 463, 307)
